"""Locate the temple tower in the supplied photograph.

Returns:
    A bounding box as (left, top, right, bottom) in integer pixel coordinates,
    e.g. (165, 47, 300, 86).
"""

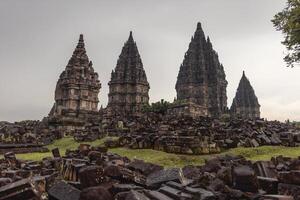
(230, 71, 260, 119)
(107, 32, 150, 116)
(49, 34, 101, 119)
(175, 22, 227, 117)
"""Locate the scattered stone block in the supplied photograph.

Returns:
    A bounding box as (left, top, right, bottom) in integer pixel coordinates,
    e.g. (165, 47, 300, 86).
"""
(48, 181, 80, 200)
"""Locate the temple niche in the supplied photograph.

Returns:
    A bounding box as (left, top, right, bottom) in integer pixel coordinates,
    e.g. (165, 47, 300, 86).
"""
(49, 34, 101, 122)
(174, 22, 228, 118)
(107, 31, 150, 116)
(230, 71, 260, 119)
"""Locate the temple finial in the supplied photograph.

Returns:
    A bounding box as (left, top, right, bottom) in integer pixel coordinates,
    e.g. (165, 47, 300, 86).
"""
(128, 31, 133, 42)
(77, 34, 85, 48)
(79, 34, 84, 41)
(197, 22, 202, 30)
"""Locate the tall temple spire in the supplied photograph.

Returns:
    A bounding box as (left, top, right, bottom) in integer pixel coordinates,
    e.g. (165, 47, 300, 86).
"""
(108, 32, 150, 116)
(50, 34, 101, 119)
(175, 22, 228, 117)
(230, 71, 260, 119)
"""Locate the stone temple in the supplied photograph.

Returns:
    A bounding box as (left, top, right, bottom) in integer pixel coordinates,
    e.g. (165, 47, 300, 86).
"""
(49, 34, 101, 121)
(230, 71, 260, 119)
(107, 32, 150, 116)
(174, 22, 228, 117)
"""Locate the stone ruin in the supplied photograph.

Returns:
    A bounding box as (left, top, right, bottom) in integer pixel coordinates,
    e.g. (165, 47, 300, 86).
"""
(0, 119, 63, 154)
(38, 34, 105, 142)
(100, 113, 300, 155)
(107, 31, 150, 117)
(49, 34, 101, 119)
(231, 71, 261, 119)
(0, 144, 300, 199)
(1, 21, 299, 198)
(174, 22, 228, 118)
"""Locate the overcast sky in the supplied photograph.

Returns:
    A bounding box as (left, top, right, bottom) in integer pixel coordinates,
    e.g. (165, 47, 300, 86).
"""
(0, 0, 299, 122)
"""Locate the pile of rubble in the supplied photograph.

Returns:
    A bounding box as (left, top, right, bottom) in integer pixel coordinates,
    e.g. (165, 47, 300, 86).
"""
(0, 120, 53, 153)
(0, 116, 105, 153)
(73, 121, 106, 142)
(0, 144, 299, 199)
(102, 114, 300, 155)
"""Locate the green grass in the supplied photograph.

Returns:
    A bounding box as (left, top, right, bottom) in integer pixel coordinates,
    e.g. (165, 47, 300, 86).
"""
(110, 148, 208, 168)
(226, 145, 300, 161)
(2, 137, 300, 168)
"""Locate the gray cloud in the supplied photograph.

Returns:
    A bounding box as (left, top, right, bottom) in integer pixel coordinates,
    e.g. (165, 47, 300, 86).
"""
(0, 0, 299, 122)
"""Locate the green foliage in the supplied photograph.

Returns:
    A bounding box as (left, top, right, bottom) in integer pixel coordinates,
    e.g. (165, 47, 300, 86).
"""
(272, 0, 300, 67)
(141, 99, 171, 114)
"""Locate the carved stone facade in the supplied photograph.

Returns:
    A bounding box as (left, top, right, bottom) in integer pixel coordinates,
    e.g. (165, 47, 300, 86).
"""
(49, 34, 101, 120)
(107, 32, 150, 116)
(230, 71, 260, 119)
(167, 102, 208, 118)
(175, 22, 228, 117)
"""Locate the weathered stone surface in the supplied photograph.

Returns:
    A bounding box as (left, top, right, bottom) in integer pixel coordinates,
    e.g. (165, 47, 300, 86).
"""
(107, 31, 150, 117)
(278, 170, 300, 185)
(278, 183, 300, 199)
(125, 190, 150, 200)
(175, 22, 227, 118)
(0, 178, 45, 200)
(257, 176, 279, 194)
(78, 165, 105, 188)
(1, 143, 300, 199)
(232, 165, 259, 192)
(48, 181, 80, 200)
(49, 34, 101, 124)
(113, 114, 299, 155)
(127, 159, 163, 176)
(230, 71, 260, 119)
(146, 168, 181, 187)
(79, 186, 113, 200)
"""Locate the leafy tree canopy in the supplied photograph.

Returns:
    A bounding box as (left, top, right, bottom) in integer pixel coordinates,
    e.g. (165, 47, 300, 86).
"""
(141, 99, 171, 114)
(272, 0, 300, 67)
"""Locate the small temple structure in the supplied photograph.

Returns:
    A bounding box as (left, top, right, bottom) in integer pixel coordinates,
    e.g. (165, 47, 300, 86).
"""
(174, 22, 228, 117)
(49, 34, 101, 124)
(107, 32, 150, 116)
(230, 71, 260, 119)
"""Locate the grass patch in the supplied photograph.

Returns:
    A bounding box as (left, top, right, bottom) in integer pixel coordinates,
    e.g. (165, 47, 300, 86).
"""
(110, 148, 208, 168)
(2, 137, 300, 168)
(226, 146, 300, 161)
(14, 137, 113, 161)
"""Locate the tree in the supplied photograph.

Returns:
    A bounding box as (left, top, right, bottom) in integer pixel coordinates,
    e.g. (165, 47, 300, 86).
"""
(141, 99, 171, 114)
(272, 0, 300, 67)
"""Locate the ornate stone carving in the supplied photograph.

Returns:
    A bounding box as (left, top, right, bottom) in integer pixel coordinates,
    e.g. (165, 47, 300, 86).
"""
(49, 34, 101, 119)
(230, 71, 260, 119)
(175, 22, 228, 117)
(107, 32, 150, 116)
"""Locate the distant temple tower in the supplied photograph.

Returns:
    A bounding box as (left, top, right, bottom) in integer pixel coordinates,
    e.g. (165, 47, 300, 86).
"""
(49, 34, 101, 119)
(230, 71, 260, 119)
(175, 22, 227, 117)
(107, 32, 150, 116)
